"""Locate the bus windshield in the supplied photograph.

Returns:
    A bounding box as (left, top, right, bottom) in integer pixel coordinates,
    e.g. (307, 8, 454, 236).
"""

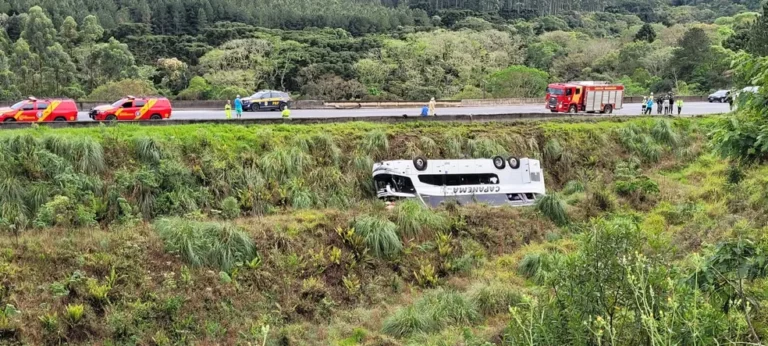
(547, 88, 564, 95)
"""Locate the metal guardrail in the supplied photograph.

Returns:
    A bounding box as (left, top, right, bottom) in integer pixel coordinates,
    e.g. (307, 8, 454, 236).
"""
(0, 112, 707, 130)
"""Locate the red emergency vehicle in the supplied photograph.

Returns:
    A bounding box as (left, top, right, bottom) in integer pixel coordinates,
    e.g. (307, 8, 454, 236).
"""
(545, 81, 624, 114)
(0, 97, 79, 122)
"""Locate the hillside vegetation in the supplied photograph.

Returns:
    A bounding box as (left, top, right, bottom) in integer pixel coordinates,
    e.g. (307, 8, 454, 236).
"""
(0, 0, 763, 101)
(3, 114, 768, 345)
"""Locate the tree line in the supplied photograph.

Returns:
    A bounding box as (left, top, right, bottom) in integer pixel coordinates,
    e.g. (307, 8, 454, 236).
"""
(0, 2, 760, 102)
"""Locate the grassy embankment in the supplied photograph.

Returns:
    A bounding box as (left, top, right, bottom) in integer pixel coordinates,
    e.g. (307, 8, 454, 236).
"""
(1, 117, 767, 345)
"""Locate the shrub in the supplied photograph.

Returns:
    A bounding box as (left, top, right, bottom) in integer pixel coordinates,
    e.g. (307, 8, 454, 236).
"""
(154, 217, 256, 272)
(393, 199, 447, 238)
(220, 196, 240, 220)
(535, 193, 569, 226)
(354, 216, 402, 258)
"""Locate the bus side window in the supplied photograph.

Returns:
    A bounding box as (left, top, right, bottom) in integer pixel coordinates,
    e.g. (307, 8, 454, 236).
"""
(575, 89, 581, 95)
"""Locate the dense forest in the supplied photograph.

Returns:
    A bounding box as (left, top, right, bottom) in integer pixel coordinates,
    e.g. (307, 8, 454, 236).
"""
(0, 0, 763, 101)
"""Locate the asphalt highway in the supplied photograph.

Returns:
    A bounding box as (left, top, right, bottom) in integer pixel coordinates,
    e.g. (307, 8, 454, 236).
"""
(74, 102, 731, 121)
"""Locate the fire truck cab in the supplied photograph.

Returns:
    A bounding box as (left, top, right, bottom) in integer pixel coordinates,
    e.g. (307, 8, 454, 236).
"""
(545, 81, 624, 114)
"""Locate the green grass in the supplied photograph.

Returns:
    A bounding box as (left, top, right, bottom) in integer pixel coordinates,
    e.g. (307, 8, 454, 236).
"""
(354, 216, 402, 258)
(154, 217, 256, 272)
(393, 199, 447, 239)
(535, 193, 569, 226)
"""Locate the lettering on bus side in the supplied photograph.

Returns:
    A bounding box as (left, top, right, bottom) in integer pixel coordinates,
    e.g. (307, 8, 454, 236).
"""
(452, 186, 501, 194)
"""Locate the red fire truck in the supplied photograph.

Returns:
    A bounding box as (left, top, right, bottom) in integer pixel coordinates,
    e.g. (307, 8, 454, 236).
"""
(545, 81, 624, 113)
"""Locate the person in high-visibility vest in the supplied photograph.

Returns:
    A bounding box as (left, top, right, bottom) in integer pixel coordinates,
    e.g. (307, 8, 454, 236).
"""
(225, 100, 232, 119)
(281, 105, 291, 118)
(676, 99, 683, 115)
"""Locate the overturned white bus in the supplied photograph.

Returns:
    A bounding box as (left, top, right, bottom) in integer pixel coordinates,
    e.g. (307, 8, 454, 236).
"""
(373, 156, 546, 207)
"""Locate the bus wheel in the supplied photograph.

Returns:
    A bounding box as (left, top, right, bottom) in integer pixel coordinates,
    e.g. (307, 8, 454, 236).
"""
(605, 105, 613, 114)
(493, 156, 506, 169)
(508, 156, 521, 169)
(413, 156, 428, 171)
(568, 105, 577, 113)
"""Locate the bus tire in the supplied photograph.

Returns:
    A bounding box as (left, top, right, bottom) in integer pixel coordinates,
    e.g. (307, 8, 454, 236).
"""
(568, 105, 577, 113)
(605, 105, 613, 114)
(508, 156, 521, 169)
(493, 156, 506, 169)
(413, 156, 428, 171)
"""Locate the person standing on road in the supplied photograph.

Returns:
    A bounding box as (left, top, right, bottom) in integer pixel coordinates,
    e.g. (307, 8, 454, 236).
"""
(663, 97, 670, 115)
(421, 105, 429, 117)
(281, 105, 291, 119)
(642, 96, 647, 114)
(225, 100, 232, 119)
(676, 99, 683, 115)
(646, 97, 654, 115)
(726, 91, 734, 111)
(428, 97, 436, 116)
(657, 95, 663, 114)
(234, 95, 243, 119)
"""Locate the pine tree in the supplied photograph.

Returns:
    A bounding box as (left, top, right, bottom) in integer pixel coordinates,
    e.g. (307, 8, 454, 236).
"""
(634, 23, 656, 43)
(60, 16, 79, 51)
(21, 6, 59, 96)
(747, 3, 768, 56)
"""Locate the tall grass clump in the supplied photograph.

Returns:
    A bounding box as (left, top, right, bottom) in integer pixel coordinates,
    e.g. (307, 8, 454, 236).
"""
(651, 119, 680, 148)
(381, 305, 437, 337)
(309, 133, 341, 166)
(354, 216, 402, 258)
(361, 130, 389, 159)
(535, 193, 569, 226)
(154, 217, 256, 272)
(418, 289, 479, 325)
(543, 138, 564, 163)
(443, 133, 463, 158)
(134, 137, 163, 164)
(467, 138, 506, 158)
(419, 136, 439, 157)
(469, 282, 524, 316)
(383, 288, 480, 337)
(517, 253, 542, 279)
(393, 199, 447, 239)
(258, 147, 311, 182)
(562, 180, 585, 195)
